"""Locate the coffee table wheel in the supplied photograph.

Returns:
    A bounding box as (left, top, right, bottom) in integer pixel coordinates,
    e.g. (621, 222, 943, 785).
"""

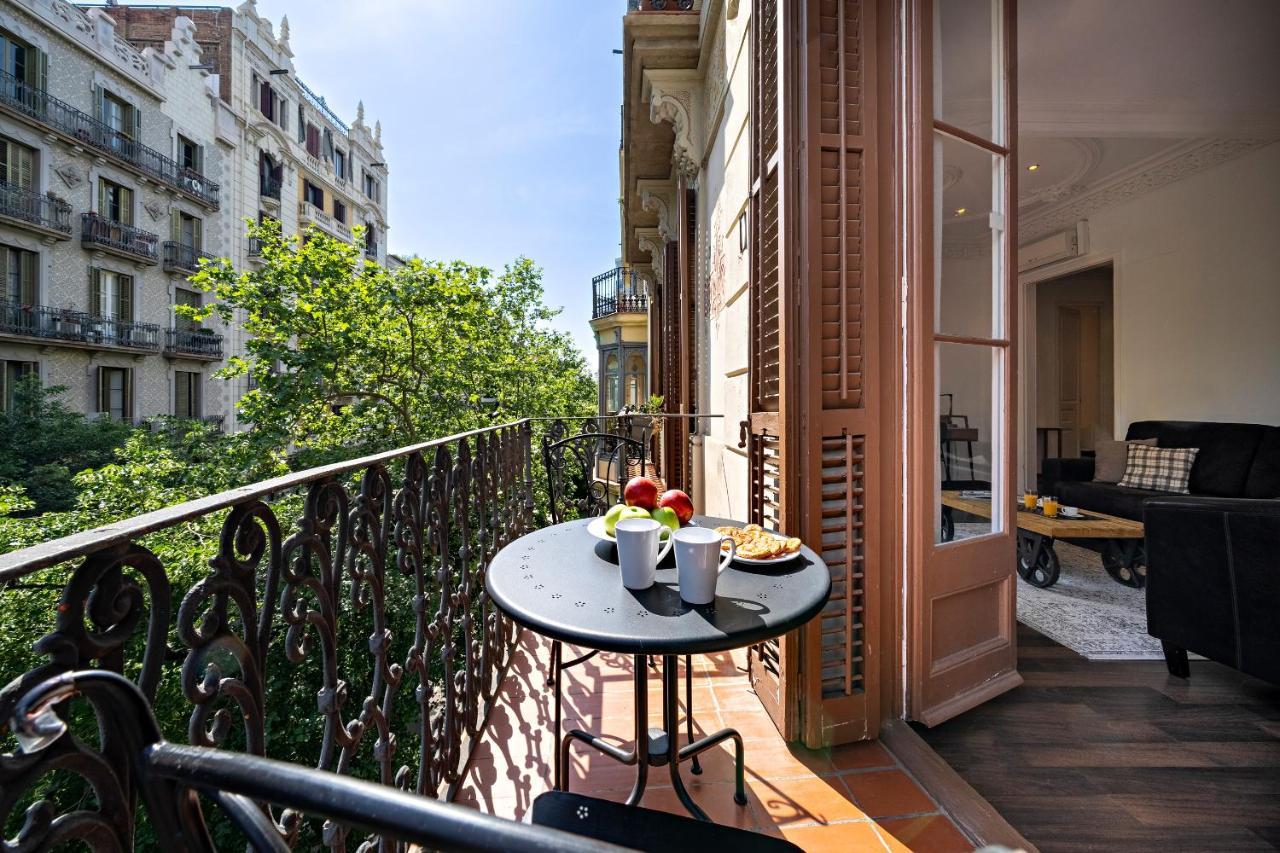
(1101, 540, 1145, 589)
(1017, 537, 1060, 588)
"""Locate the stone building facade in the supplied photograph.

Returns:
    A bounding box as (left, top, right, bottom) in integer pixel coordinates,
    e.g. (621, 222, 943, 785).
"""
(0, 0, 390, 431)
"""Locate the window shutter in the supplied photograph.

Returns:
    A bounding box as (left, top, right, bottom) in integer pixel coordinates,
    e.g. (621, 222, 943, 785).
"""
(193, 217, 202, 252)
(97, 367, 107, 413)
(124, 369, 133, 420)
(120, 187, 133, 226)
(176, 372, 189, 417)
(251, 74, 259, 110)
(97, 179, 106, 217)
(16, 144, 32, 190)
(94, 85, 105, 123)
(132, 101, 141, 141)
(170, 210, 181, 242)
(89, 268, 102, 315)
(35, 47, 47, 92)
(118, 275, 132, 321)
(19, 251, 35, 305)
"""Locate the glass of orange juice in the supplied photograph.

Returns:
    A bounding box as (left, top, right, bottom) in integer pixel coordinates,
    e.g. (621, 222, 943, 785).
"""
(1023, 491, 1037, 511)
(1042, 496, 1059, 517)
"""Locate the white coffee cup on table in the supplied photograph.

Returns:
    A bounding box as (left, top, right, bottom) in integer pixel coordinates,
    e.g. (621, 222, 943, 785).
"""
(673, 526, 737, 605)
(615, 517, 673, 591)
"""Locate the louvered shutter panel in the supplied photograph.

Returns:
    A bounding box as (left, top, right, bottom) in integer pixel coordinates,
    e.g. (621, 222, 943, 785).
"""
(16, 144, 32, 190)
(18, 251, 35, 305)
(170, 211, 181, 243)
(132, 101, 141, 141)
(745, 0, 791, 733)
(97, 180, 106, 218)
(121, 187, 133, 226)
(97, 367, 108, 413)
(660, 241, 685, 490)
(779, 0, 883, 746)
(124, 370, 133, 420)
(118, 275, 132, 321)
(35, 47, 47, 93)
(89, 268, 102, 316)
(175, 372, 189, 418)
(193, 217, 202, 253)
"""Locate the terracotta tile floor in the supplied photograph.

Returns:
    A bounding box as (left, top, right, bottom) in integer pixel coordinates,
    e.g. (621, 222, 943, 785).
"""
(455, 631, 974, 851)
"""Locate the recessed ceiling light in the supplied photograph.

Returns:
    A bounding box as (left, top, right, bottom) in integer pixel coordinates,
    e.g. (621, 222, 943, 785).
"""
(1027, 163, 1040, 171)
(955, 207, 967, 216)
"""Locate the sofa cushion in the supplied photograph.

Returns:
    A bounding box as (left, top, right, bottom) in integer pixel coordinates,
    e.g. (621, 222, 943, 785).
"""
(1056, 481, 1168, 521)
(1093, 437, 1157, 483)
(1244, 427, 1280, 499)
(1125, 421, 1269, 498)
(1118, 445, 1199, 494)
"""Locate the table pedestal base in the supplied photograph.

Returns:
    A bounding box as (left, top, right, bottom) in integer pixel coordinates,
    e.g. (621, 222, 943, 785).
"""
(559, 654, 747, 821)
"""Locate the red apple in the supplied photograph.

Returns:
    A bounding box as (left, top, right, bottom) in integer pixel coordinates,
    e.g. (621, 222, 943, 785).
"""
(658, 489, 695, 525)
(623, 476, 660, 511)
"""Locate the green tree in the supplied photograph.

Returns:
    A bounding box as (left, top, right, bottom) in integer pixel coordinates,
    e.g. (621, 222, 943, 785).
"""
(187, 221, 595, 464)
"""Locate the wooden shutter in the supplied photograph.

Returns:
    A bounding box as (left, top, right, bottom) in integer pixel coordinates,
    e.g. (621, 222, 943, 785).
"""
(124, 369, 133, 420)
(175, 372, 189, 418)
(131, 101, 141, 141)
(660, 241, 686, 490)
(170, 210, 181, 243)
(120, 187, 132, 226)
(33, 46, 46, 92)
(89, 268, 102, 316)
(97, 366, 107, 413)
(193, 216, 202, 252)
(18, 250, 35, 305)
(16, 143, 31, 190)
(94, 85, 105, 123)
(745, 0, 793, 734)
(97, 178, 106, 217)
(118, 274, 132, 321)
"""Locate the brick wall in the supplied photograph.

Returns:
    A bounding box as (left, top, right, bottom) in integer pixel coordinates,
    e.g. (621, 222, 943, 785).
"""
(110, 6, 234, 103)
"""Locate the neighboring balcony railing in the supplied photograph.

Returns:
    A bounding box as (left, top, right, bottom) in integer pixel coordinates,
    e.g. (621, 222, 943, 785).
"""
(628, 0, 699, 10)
(164, 327, 224, 360)
(0, 179, 72, 237)
(260, 175, 282, 201)
(592, 267, 649, 319)
(298, 200, 353, 240)
(81, 213, 159, 264)
(0, 299, 161, 351)
(247, 236, 264, 258)
(201, 414, 226, 430)
(162, 241, 214, 275)
(0, 70, 220, 208)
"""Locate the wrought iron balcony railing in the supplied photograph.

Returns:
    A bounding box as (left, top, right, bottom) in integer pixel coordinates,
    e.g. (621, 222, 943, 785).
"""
(162, 241, 214, 275)
(0, 69, 220, 208)
(81, 212, 159, 263)
(260, 175, 283, 201)
(592, 267, 649, 319)
(0, 298, 161, 351)
(0, 179, 72, 236)
(628, 0, 699, 10)
(0, 414, 718, 849)
(164, 326, 224, 360)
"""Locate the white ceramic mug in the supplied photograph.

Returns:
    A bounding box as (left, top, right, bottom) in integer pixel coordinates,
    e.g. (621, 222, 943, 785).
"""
(615, 518, 674, 591)
(673, 527, 736, 605)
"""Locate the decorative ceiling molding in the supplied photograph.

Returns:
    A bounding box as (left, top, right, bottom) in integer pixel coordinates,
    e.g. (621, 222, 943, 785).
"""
(1022, 137, 1271, 241)
(942, 165, 963, 191)
(637, 179, 677, 241)
(945, 96, 1280, 139)
(644, 69, 703, 180)
(636, 228, 667, 288)
(1021, 137, 1102, 208)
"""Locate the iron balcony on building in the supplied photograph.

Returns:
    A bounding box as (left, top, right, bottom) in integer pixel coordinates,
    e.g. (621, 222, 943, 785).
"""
(164, 327, 224, 361)
(260, 175, 283, 202)
(0, 179, 72, 239)
(0, 70, 220, 209)
(0, 299, 160, 353)
(628, 0, 699, 10)
(81, 213, 159, 264)
(162, 241, 215, 275)
(592, 267, 649, 320)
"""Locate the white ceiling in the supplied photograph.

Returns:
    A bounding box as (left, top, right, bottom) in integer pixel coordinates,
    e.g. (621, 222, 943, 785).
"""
(939, 0, 1280, 240)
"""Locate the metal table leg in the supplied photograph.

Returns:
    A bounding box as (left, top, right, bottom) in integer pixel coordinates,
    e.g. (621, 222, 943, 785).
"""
(559, 653, 747, 821)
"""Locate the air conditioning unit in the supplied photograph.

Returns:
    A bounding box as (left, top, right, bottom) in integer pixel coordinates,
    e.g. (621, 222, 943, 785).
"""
(1018, 221, 1088, 273)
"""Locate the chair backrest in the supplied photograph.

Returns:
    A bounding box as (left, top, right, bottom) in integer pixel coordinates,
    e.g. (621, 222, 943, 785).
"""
(542, 423, 648, 524)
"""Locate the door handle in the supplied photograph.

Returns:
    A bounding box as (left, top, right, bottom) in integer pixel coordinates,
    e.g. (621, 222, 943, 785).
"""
(739, 419, 749, 449)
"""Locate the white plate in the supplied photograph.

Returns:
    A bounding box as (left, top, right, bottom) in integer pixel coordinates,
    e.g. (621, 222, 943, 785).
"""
(586, 515, 688, 543)
(721, 530, 804, 566)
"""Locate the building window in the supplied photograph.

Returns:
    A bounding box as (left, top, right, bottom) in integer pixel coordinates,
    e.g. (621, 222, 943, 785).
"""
(2, 244, 37, 305)
(0, 360, 36, 411)
(297, 104, 306, 143)
(362, 170, 380, 204)
(604, 354, 620, 413)
(175, 370, 201, 419)
(259, 151, 283, 198)
(1, 29, 44, 90)
(333, 148, 346, 180)
(625, 354, 646, 408)
(175, 287, 201, 331)
(305, 123, 321, 158)
(90, 269, 133, 321)
(178, 135, 202, 172)
(98, 366, 132, 421)
(0, 136, 35, 189)
(303, 180, 324, 210)
(173, 210, 202, 252)
(332, 199, 347, 225)
(99, 90, 137, 140)
(255, 74, 279, 122)
(98, 178, 133, 225)
(364, 222, 377, 254)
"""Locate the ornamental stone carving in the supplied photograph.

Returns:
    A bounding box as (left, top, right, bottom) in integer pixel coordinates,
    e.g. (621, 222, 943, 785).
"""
(636, 228, 667, 289)
(638, 179, 676, 242)
(644, 69, 703, 180)
(54, 163, 84, 189)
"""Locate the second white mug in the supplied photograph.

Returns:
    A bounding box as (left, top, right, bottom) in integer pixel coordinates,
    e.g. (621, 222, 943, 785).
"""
(673, 526, 736, 605)
(615, 517, 673, 590)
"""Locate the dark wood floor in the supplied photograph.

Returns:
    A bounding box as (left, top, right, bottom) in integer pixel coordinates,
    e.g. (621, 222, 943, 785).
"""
(916, 624, 1280, 852)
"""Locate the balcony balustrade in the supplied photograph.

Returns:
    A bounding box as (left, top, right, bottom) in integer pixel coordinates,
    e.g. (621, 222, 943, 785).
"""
(0, 70, 220, 208)
(164, 326, 224, 360)
(0, 179, 72, 238)
(0, 415, 717, 850)
(592, 267, 649, 319)
(0, 298, 161, 352)
(298, 200, 353, 240)
(81, 212, 159, 264)
(162, 241, 215, 275)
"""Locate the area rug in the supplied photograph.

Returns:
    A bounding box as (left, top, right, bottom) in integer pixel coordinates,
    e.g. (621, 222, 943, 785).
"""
(954, 523, 1165, 661)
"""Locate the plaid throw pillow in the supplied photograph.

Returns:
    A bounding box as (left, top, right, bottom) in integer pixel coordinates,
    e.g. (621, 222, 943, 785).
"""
(1118, 444, 1199, 494)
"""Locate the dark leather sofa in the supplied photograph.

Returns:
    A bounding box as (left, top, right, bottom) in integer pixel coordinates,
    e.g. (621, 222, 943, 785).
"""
(1039, 420, 1280, 519)
(1145, 497, 1280, 685)
(1040, 420, 1280, 684)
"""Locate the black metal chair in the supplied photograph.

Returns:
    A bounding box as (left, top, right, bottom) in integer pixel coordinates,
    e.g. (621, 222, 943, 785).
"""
(9, 671, 797, 852)
(540, 421, 704, 788)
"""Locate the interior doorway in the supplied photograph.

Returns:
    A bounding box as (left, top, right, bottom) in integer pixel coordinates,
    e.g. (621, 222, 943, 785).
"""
(1032, 265, 1115, 471)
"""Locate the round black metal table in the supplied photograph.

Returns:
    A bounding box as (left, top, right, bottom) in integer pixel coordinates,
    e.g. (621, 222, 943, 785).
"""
(486, 515, 831, 821)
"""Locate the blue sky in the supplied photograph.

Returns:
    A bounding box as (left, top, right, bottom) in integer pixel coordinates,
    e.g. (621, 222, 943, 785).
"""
(247, 0, 627, 362)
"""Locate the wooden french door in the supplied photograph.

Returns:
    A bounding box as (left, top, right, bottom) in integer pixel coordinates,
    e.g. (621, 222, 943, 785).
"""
(907, 0, 1022, 726)
(746, 0, 883, 747)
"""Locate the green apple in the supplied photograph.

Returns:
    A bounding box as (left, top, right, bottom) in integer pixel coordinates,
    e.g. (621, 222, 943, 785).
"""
(651, 506, 680, 538)
(604, 503, 649, 536)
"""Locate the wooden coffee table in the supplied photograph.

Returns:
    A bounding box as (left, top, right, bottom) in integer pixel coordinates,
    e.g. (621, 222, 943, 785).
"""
(940, 491, 1146, 589)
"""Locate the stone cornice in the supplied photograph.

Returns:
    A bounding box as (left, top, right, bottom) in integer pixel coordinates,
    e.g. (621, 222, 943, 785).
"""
(644, 68, 703, 179)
